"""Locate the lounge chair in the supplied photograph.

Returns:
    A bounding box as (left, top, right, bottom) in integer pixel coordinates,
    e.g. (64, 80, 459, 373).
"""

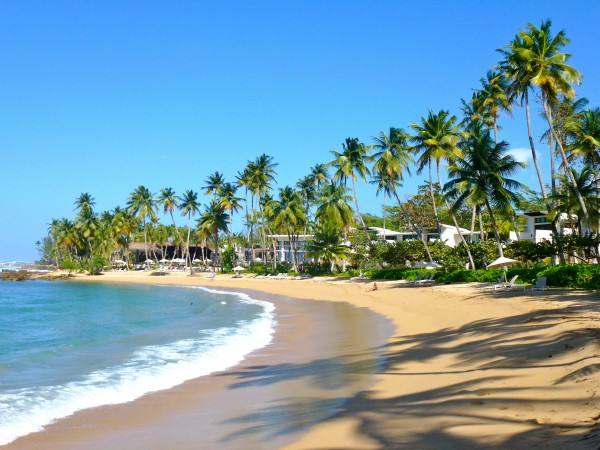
(532, 276, 548, 292)
(407, 274, 424, 285)
(415, 274, 435, 285)
(477, 277, 503, 290)
(494, 275, 524, 292)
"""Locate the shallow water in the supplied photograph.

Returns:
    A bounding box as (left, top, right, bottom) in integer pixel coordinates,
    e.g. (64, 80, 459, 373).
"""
(0, 281, 274, 445)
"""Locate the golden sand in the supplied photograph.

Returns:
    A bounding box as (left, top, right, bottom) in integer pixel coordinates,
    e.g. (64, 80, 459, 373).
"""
(6, 271, 600, 449)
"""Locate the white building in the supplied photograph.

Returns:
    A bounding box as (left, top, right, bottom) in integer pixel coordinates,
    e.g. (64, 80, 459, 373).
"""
(371, 224, 480, 248)
(267, 234, 313, 263)
(508, 211, 576, 243)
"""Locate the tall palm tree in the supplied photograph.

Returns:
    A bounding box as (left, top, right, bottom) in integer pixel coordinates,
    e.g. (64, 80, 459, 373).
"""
(445, 124, 526, 258)
(315, 182, 354, 232)
(274, 186, 306, 271)
(411, 110, 462, 235)
(498, 20, 588, 247)
(203, 171, 226, 199)
(74, 192, 95, 218)
(198, 200, 229, 269)
(156, 187, 185, 254)
(309, 163, 329, 190)
(305, 221, 350, 272)
(371, 127, 434, 261)
(127, 185, 157, 264)
(178, 189, 200, 271)
(218, 182, 244, 238)
(296, 175, 317, 239)
(411, 111, 475, 266)
(252, 154, 278, 266)
(328, 137, 371, 238)
(475, 70, 512, 144)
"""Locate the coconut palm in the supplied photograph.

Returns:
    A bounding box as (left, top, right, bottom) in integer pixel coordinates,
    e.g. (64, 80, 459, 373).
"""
(328, 137, 371, 237)
(274, 186, 306, 271)
(315, 182, 354, 233)
(475, 70, 512, 144)
(371, 127, 435, 261)
(178, 189, 200, 271)
(156, 188, 185, 253)
(411, 110, 462, 235)
(296, 175, 317, 238)
(198, 200, 230, 269)
(218, 182, 244, 238)
(445, 124, 526, 258)
(127, 185, 157, 264)
(498, 20, 589, 233)
(74, 192, 95, 218)
(309, 163, 329, 190)
(305, 221, 350, 272)
(203, 171, 225, 199)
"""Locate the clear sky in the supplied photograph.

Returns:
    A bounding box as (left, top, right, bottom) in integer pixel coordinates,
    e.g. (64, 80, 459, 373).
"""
(1, 1, 598, 262)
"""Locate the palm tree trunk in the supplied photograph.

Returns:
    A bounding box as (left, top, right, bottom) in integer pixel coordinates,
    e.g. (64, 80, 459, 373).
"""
(428, 162, 441, 238)
(484, 199, 504, 258)
(525, 90, 566, 264)
(392, 188, 433, 261)
(437, 166, 475, 269)
(351, 176, 369, 241)
(543, 96, 593, 232)
(382, 191, 386, 241)
(143, 217, 149, 264)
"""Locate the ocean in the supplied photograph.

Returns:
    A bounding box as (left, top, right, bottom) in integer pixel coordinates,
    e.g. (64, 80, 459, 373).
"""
(0, 280, 275, 446)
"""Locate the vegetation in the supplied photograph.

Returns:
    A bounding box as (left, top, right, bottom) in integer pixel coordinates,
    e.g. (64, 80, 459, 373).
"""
(38, 20, 600, 290)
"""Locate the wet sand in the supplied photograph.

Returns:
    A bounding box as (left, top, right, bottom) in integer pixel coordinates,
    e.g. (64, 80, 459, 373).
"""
(5, 271, 600, 449)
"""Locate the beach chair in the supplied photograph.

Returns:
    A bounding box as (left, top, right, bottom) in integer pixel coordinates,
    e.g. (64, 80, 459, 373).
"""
(407, 274, 424, 285)
(415, 274, 435, 285)
(477, 277, 503, 290)
(532, 276, 548, 292)
(494, 275, 524, 292)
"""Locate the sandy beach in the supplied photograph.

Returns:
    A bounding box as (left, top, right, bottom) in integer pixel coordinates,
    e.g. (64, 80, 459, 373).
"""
(5, 271, 600, 449)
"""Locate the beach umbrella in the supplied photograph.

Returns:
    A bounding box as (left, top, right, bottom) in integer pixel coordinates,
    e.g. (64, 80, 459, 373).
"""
(486, 256, 518, 282)
(412, 261, 427, 269)
(232, 265, 246, 271)
(172, 258, 186, 264)
(192, 259, 203, 264)
(424, 261, 443, 269)
(144, 259, 154, 264)
(159, 258, 170, 263)
(254, 257, 262, 262)
(114, 259, 126, 265)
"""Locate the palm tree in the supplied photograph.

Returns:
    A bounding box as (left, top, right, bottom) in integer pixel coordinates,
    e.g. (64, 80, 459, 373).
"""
(498, 20, 588, 241)
(274, 186, 306, 271)
(411, 111, 475, 266)
(315, 182, 354, 232)
(251, 154, 278, 267)
(178, 189, 200, 271)
(203, 171, 226, 199)
(445, 124, 526, 258)
(218, 182, 244, 238)
(156, 187, 185, 253)
(74, 192, 95, 218)
(475, 70, 512, 144)
(411, 110, 462, 235)
(309, 163, 329, 190)
(127, 185, 157, 264)
(371, 127, 435, 261)
(305, 221, 350, 272)
(296, 175, 317, 239)
(328, 137, 371, 238)
(198, 200, 229, 269)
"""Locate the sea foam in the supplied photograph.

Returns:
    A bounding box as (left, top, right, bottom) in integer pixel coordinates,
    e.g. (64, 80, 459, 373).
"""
(0, 287, 275, 445)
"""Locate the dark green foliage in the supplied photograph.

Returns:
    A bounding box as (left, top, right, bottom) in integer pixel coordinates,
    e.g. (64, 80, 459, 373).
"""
(86, 255, 106, 275)
(538, 264, 600, 290)
(60, 259, 77, 275)
(505, 240, 555, 266)
(221, 247, 235, 272)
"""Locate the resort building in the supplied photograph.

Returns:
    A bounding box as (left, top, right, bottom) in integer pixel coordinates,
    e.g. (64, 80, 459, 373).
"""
(508, 211, 577, 243)
(267, 234, 313, 264)
(370, 224, 480, 248)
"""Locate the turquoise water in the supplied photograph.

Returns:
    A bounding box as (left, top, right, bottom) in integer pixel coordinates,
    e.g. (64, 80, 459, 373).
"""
(0, 281, 274, 445)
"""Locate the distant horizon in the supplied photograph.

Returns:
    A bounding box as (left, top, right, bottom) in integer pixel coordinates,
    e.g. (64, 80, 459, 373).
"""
(2, 1, 599, 261)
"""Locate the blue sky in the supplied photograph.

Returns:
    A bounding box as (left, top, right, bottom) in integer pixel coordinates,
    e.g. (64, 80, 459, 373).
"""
(1, 1, 598, 262)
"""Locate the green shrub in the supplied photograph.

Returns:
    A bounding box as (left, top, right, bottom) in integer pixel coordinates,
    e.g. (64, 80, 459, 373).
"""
(538, 264, 600, 290)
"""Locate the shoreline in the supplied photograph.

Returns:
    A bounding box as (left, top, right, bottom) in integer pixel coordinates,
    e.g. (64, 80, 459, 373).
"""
(4, 271, 600, 448)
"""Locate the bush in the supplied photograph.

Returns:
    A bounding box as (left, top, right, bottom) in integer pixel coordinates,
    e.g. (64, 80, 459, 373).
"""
(538, 264, 600, 290)
(60, 259, 77, 275)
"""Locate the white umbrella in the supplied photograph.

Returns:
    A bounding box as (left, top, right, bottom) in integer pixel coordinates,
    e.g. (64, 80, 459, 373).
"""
(159, 258, 170, 263)
(413, 261, 442, 270)
(114, 259, 126, 265)
(486, 256, 518, 270)
(192, 259, 203, 264)
(487, 256, 518, 282)
(172, 258, 186, 264)
(144, 259, 154, 264)
(412, 261, 427, 269)
(254, 257, 262, 262)
(232, 265, 246, 271)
